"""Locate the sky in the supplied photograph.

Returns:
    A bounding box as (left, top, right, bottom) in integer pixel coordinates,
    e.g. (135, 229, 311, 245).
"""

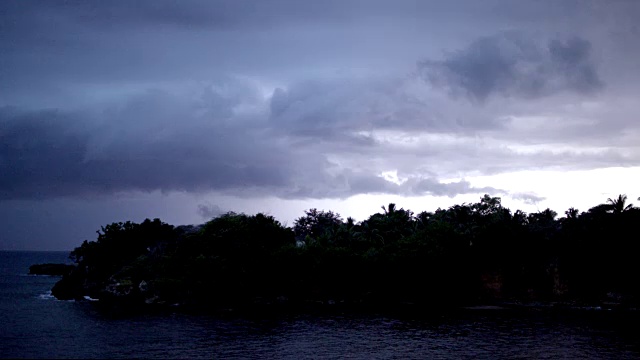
(1, 0, 639, 250)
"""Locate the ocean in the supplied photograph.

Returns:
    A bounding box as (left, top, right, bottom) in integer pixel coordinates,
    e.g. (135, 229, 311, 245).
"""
(1, 251, 639, 359)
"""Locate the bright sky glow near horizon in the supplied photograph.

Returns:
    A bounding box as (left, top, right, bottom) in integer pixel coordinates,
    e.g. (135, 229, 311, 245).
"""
(1, 1, 639, 250)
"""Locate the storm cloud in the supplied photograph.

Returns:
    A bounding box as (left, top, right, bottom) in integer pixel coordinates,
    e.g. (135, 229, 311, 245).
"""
(1, 0, 640, 250)
(197, 202, 222, 220)
(0, 89, 297, 199)
(419, 33, 604, 102)
(2, 84, 509, 200)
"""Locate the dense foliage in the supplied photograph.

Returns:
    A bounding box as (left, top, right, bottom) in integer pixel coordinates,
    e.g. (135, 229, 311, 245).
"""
(52, 195, 640, 310)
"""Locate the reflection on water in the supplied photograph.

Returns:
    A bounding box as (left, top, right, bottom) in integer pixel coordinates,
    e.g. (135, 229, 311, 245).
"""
(1, 252, 639, 359)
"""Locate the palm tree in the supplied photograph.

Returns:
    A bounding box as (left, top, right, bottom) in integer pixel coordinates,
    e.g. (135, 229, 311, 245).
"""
(564, 207, 579, 219)
(381, 203, 396, 215)
(606, 194, 633, 214)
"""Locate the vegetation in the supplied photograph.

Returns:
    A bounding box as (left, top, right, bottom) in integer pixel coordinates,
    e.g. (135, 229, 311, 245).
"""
(52, 195, 640, 311)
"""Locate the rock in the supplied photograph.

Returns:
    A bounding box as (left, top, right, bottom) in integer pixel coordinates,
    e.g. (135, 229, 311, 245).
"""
(139, 280, 148, 292)
(29, 263, 75, 276)
(145, 295, 160, 304)
(51, 275, 83, 300)
(104, 280, 134, 297)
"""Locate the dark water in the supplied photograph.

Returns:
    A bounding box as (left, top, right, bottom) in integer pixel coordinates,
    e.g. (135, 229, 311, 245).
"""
(1, 252, 639, 359)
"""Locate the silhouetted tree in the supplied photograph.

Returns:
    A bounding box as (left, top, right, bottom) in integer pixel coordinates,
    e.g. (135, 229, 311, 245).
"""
(51, 194, 640, 309)
(607, 194, 634, 214)
(293, 209, 343, 246)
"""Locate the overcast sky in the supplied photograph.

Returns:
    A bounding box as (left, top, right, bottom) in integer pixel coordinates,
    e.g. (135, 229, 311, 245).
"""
(2, 0, 639, 250)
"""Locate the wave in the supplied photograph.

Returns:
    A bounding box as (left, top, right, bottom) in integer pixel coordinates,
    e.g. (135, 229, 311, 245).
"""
(37, 291, 74, 302)
(36, 291, 99, 302)
(37, 292, 55, 300)
(22, 273, 57, 277)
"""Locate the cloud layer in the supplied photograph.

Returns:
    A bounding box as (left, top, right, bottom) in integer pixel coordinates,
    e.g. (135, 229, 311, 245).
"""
(420, 33, 603, 101)
(1, 0, 639, 204)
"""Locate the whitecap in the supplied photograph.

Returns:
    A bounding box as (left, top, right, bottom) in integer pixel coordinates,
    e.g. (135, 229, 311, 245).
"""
(37, 292, 75, 302)
(37, 292, 55, 300)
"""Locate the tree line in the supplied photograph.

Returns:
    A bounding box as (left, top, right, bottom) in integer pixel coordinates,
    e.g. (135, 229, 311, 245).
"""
(52, 194, 640, 310)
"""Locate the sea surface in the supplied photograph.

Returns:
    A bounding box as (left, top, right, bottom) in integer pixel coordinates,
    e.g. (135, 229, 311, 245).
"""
(1, 251, 639, 359)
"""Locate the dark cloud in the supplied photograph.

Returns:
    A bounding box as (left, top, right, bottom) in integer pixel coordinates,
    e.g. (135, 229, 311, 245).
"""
(0, 92, 519, 202)
(2, 0, 640, 251)
(4, 86, 494, 201)
(4, 0, 600, 106)
(0, 74, 632, 203)
(197, 203, 221, 220)
(0, 0, 348, 34)
(268, 77, 507, 141)
(0, 0, 547, 34)
(269, 81, 363, 139)
(0, 0, 354, 92)
(0, 86, 297, 200)
(420, 33, 604, 102)
(280, 170, 508, 200)
(511, 192, 546, 205)
(408, 178, 501, 197)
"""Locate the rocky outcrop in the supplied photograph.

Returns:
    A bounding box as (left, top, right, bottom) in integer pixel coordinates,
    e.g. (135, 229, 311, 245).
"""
(50, 267, 88, 300)
(29, 263, 75, 276)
